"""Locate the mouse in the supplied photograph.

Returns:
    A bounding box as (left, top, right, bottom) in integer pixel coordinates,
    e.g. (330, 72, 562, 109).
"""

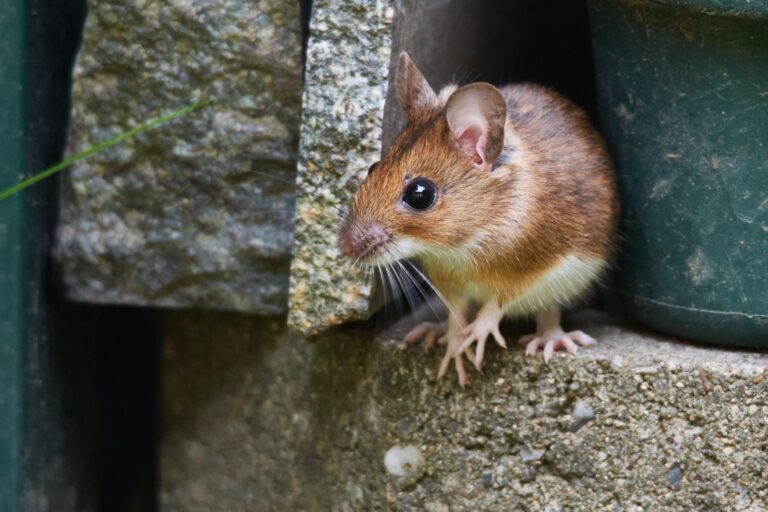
(338, 52, 619, 386)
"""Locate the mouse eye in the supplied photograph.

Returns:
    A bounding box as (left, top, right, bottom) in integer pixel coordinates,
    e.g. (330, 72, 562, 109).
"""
(367, 161, 380, 175)
(402, 178, 437, 211)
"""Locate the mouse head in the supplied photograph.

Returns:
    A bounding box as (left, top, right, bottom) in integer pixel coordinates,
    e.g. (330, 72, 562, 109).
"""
(339, 53, 510, 267)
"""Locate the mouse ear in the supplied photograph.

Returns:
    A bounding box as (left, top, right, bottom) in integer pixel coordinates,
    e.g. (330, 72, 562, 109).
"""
(445, 83, 507, 171)
(396, 52, 438, 123)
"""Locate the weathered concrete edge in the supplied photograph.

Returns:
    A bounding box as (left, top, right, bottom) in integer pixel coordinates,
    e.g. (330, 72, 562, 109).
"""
(161, 311, 768, 511)
(287, 0, 397, 336)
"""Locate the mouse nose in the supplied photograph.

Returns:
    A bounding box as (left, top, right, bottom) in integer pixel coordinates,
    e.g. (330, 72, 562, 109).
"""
(338, 221, 389, 260)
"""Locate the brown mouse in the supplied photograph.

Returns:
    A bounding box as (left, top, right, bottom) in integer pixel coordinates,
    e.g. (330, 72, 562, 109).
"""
(338, 52, 619, 386)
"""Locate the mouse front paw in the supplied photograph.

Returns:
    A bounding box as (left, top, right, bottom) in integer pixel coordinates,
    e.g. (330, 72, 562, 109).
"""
(402, 321, 447, 351)
(451, 300, 507, 371)
(438, 333, 475, 387)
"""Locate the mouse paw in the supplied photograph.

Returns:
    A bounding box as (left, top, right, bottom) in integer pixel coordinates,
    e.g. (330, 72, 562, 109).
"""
(518, 329, 596, 363)
(452, 301, 506, 371)
(438, 334, 476, 387)
(403, 321, 447, 351)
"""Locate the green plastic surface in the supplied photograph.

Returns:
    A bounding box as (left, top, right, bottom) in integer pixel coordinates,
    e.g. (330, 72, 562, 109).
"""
(0, 1, 27, 509)
(589, 0, 768, 346)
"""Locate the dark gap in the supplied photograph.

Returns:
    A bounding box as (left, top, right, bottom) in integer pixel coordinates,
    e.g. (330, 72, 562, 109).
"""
(97, 308, 162, 512)
(23, 1, 96, 511)
(300, 0, 313, 76)
(24, 1, 163, 511)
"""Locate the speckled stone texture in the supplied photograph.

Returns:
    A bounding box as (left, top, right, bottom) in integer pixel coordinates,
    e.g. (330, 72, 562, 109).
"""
(161, 311, 768, 511)
(55, 0, 302, 314)
(287, 0, 396, 336)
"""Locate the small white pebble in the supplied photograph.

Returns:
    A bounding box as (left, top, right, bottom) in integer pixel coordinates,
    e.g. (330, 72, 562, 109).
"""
(384, 445, 424, 477)
(572, 399, 595, 422)
(519, 446, 546, 462)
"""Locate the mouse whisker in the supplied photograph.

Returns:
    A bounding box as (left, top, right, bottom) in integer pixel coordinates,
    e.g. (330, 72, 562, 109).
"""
(374, 266, 387, 316)
(390, 261, 420, 318)
(395, 260, 444, 323)
(250, 169, 349, 218)
(249, 208, 295, 215)
(394, 250, 440, 319)
(382, 263, 405, 322)
(400, 258, 460, 321)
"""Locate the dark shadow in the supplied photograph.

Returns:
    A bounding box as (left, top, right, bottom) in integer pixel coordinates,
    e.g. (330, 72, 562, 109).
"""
(23, 1, 163, 511)
(383, 0, 596, 149)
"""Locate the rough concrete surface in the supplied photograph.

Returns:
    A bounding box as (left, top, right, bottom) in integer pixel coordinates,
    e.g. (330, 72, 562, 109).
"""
(288, 0, 396, 336)
(162, 310, 768, 511)
(56, 0, 302, 314)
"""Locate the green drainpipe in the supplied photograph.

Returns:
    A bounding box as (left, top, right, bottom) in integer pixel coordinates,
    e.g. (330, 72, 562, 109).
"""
(0, 0, 27, 510)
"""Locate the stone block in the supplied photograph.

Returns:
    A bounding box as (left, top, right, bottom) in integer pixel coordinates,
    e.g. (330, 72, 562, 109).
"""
(55, 0, 302, 314)
(161, 311, 768, 511)
(287, 0, 396, 336)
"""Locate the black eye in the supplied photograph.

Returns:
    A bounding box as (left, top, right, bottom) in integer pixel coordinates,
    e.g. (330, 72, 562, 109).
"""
(367, 161, 380, 175)
(403, 178, 437, 211)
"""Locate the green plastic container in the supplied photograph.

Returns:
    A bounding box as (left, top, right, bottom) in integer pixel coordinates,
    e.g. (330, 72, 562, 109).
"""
(0, 1, 28, 508)
(588, 0, 768, 346)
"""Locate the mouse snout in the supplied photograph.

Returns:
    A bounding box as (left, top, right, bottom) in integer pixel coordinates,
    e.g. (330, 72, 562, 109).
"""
(338, 221, 389, 260)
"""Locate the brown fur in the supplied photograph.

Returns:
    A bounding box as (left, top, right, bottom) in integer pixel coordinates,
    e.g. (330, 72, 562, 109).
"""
(342, 56, 618, 310)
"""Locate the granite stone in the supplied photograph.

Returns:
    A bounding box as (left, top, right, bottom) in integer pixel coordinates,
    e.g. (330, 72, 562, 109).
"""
(56, 0, 302, 314)
(287, 0, 396, 336)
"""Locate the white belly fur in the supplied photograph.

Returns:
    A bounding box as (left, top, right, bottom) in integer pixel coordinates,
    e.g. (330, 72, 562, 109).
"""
(502, 255, 607, 316)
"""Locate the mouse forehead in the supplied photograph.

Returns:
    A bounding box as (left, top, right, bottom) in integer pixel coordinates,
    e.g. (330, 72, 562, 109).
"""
(381, 122, 455, 180)
(350, 114, 456, 212)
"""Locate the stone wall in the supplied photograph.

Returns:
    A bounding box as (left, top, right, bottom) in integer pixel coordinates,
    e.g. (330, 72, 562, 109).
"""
(57, 0, 597, 335)
(54, 3, 768, 511)
(287, 0, 396, 336)
(161, 310, 768, 511)
(56, 0, 302, 315)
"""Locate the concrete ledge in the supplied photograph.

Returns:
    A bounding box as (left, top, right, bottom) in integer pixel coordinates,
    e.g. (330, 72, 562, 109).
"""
(161, 311, 768, 511)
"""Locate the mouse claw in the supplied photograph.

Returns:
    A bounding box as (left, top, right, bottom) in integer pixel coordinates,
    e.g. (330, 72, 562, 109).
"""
(453, 309, 506, 371)
(569, 330, 596, 346)
(520, 330, 597, 362)
(455, 355, 468, 387)
(404, 321, 447, 351)
(438, 348, 452, 378)
(437, 335, 475, 386)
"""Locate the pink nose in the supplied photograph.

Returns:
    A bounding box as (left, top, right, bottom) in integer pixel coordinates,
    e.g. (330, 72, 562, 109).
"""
(338, 222, 388, 259)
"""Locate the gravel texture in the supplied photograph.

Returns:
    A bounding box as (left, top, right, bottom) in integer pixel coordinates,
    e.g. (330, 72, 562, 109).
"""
(287, 0, 396, 336)
(56, 0, 302, 314)
(162, 310, 768, 511)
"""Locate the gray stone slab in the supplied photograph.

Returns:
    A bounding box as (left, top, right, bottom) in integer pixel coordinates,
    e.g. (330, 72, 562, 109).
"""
(55, 0, 302, 314)
(288, 0, 396, 336)
(162, 310, 768, 511)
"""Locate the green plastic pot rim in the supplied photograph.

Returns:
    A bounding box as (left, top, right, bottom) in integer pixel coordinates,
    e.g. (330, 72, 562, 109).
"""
(625, 293, 768, 321)
(620, 293, 768, 348)
(595, 0, 768, 19)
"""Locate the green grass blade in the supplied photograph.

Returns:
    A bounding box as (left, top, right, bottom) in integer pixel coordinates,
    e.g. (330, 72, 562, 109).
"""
(0, 98, 213, 202)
